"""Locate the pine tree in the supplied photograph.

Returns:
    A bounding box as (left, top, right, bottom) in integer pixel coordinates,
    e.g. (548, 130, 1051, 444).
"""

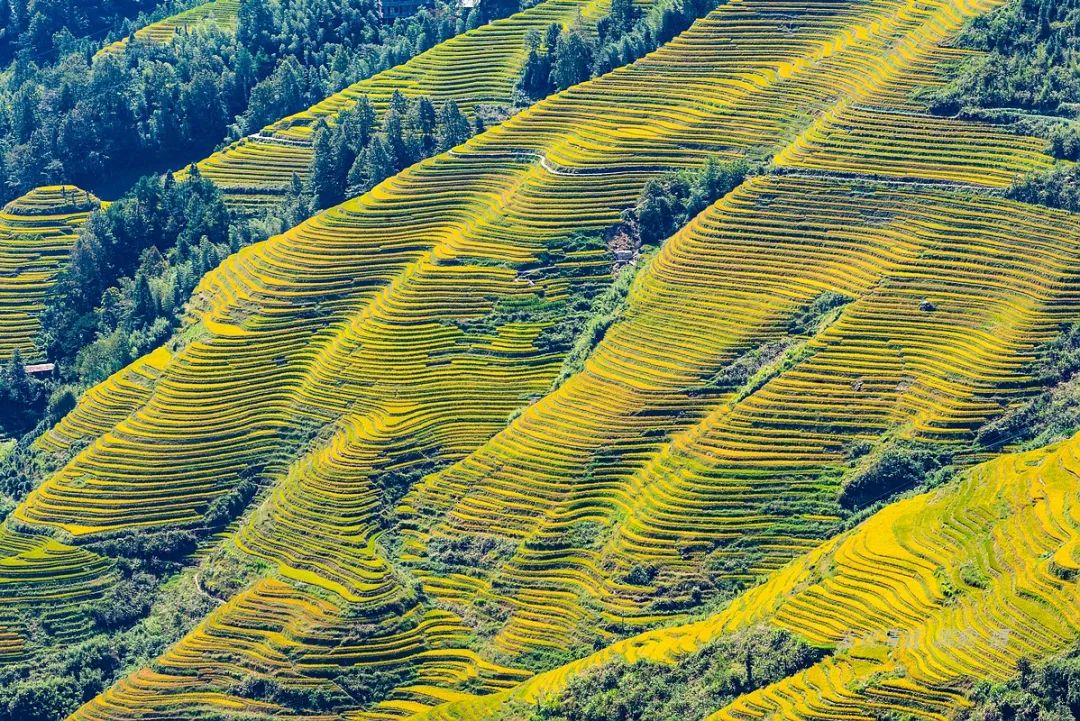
(382, 109, 410, 169)
(131, 273, 157, 329)
(389, 90, 410, 116)
(551, 29, 595, 90)
(437, 100, 471, 152)
(360, 136, 396, 192)
(238, 0, 276, 57)
(411, 97, 438, 156)
(353, 96, 377, 149)
(310, 121, 346, 209)
(609, 0, 635, 35)
(4, 349, 29, 402)
(516, 49, 554, 100)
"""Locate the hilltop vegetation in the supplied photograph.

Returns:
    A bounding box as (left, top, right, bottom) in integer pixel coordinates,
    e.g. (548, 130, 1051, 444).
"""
(0, 0, 490, 202)
(0, 0, 172, 63)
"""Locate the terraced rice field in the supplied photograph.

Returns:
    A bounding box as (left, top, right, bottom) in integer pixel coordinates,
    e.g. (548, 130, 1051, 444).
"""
(0, 186, 101, 362)
(402, 176, 1080, 656)
(419, 430, 1080, 720)
(4, 0, 1078, 718)
(95, 0, 241, 57)
(191, 0, 616, 213)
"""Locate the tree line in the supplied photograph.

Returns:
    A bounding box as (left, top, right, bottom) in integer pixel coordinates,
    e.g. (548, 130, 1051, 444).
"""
(0, 0, 506, 204)
(309, 91, 476, 209)
(514, 0, 720, 102)
(926, 0, 1080, 160)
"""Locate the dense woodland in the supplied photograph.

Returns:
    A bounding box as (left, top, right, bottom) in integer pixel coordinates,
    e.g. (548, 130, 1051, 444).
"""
(0, 0, 494, 203)
(0, 0, 173, 63)
(930, 0, 1080, 122)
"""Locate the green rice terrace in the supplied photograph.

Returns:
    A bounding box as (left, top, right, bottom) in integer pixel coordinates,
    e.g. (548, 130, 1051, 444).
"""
(2, 0, 1080, 720)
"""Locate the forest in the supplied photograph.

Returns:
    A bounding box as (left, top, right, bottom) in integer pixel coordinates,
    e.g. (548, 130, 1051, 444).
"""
(0, 0, 496, 202)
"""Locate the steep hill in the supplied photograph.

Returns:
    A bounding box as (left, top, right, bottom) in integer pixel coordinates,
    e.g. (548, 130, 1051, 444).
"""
(0, 0, 533, 368)
(1, 0, 1078, 719)
(0, 0, 623, 367)
(420, 429, 1080, 720)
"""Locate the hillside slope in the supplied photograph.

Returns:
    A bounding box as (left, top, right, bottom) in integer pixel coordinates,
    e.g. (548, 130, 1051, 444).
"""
(419, 429, 1080, 720)
(1, 0, 1077, 719)
(191, 0, 616, 213)
(0, 0, 619, 367)
(0, 187, 101, 361)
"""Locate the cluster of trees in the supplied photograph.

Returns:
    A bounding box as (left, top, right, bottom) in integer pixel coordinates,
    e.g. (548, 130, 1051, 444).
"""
(0, 636, 126, 721)
(926, 0, 1080, 160)
(0, 523, 217, 721)
(41, 168, 237, 385)
(308, 91, 474, 209)
(0, 0, 170, 63)
(1006, 164, 1080, 212)
(624, 157, 750, 246)
(233, 0, 496, 135)
(959, 649, 1080, 721)
(517, 626, 823, 721)
(515, 0, 719, 102)
(215, 664, 415, 716)
(0, 0, 502, 203)
(838, 439, 951, 510)
(0, 351, 50, 438)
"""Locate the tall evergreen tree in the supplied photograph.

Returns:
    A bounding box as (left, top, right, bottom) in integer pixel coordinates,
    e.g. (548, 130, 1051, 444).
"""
(551, 29, 595, 90)
(310, 121, 346, 209)
(437, 100, 471, 151)
(237, 0, 276, 58)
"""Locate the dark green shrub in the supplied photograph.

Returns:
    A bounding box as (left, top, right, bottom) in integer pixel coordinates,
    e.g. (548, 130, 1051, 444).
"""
(839, 441, 949, 510)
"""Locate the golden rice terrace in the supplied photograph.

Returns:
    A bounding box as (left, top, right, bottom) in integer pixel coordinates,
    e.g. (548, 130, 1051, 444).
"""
(2, 0, 1080, 720)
